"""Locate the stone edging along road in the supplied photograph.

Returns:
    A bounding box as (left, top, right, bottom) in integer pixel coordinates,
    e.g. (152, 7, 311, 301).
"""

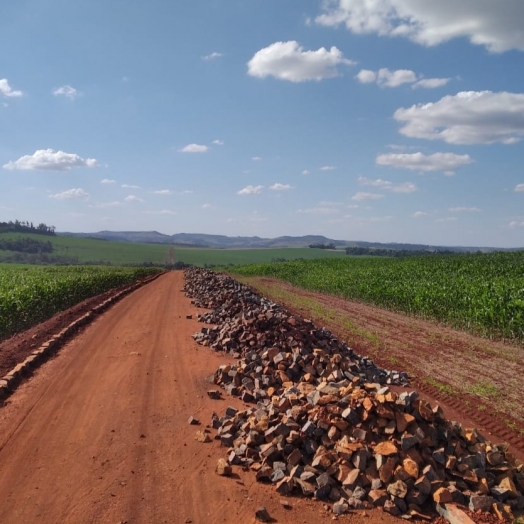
(0, 271, 165, 402)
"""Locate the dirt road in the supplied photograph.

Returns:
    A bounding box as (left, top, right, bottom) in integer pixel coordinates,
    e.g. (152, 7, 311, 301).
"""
(0, 272, 401, 524)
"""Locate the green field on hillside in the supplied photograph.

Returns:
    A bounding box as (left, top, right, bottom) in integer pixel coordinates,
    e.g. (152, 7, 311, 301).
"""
(173, 247, 346, 266)
(0, 232, 347, 266)
(231, 253, 524, 342)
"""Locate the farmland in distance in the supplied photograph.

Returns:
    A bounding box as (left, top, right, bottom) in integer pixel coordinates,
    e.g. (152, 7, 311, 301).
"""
(0, 232, 347, 266)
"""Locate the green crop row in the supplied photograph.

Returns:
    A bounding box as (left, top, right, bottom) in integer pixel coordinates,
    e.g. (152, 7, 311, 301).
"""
(231, 252, 524, 342)
(0, 265, 162, 340)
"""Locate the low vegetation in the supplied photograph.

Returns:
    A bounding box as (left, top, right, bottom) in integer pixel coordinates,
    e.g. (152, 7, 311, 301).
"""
(0, 265, 162, 340)
(0, 237, 53, 254)
(231, 252, 524, 342)
(308, 242, 337, 249)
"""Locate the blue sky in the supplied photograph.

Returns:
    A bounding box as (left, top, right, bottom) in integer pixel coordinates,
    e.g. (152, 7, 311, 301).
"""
(1, 0, 523, 247)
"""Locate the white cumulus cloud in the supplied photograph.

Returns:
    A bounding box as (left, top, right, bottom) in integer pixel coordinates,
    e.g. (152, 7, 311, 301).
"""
(212, 139, 224, 145)
(356, 68, 449, 89)
(355, 69, 376, 83)
(351, 192, 385, 201)
(413, 211, 430, 218)
(152, 189, 172, 195)
(52, 85, 79, 99)
(315, 0, 524, 53)
(376, 68, 417, 87)
(122, 184, 140, 189)
(302, 169, 311, 175)
(358, 176, 417, 193)
(202, 52, 223, 61)
(376, 152, 472, 172)
(270, 183, 293, 191)
(3, 149, 98, 172)
(413, 78, 451, 89)
(100, 179, 116, 184)
(237, 185, 263, 195)
(50, 188, 90, 200)
(247, 41, 354, 82)
(179, 143, 209, 153)
(125, 195, 144, 203)
(377, 68, 417, 87)
(515, 184, 524, 192)
(0, 78, 23, 97)
(394, 91, 524, 144)
(320, 166, 336, 171)
(252, 156, 262, 161)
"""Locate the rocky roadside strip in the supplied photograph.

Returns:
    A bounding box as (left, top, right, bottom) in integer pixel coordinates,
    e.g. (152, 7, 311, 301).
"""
(0, 272, 164, 402)
(184, 268, 524, 523)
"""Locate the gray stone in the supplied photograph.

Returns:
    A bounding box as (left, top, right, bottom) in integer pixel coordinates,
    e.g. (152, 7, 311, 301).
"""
(207, 390, 222, 400)
(333, 500, 349, 515)
(255, 507, 271, 522)
(314, 483, 331, 500)
(220, 433, 234, 447)
(388, 480, 408, 499)
(383, 499, 400, 515)
(225, 406, 238, 418)
(371, 478, 382, 490)
(368, 489, 388, 507)
(469, 495, 495, 512)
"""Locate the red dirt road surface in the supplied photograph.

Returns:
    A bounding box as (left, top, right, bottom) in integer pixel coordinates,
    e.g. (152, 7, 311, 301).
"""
(0, 272, 401, 524)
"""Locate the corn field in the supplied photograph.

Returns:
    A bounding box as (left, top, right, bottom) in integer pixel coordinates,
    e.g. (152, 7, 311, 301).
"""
(232, 252, 524, 342)
(0, 265, 162, 340)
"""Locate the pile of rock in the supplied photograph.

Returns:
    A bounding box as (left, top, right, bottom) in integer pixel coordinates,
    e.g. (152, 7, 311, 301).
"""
(184, 268, 524, 520)
(211, 383, 523, 520)
(184, 268, 408, 390)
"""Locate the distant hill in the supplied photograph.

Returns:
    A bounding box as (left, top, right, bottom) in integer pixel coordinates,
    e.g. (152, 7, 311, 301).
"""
(60, 231, 350, 249)
(58, 230, 521, 252)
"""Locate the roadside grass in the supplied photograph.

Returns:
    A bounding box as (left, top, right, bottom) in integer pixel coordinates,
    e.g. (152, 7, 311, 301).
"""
(505, 420, 524, 436)
(426, 377, 456, 396)
(473, 343, 520, 363)
(467, 381, 500, 399)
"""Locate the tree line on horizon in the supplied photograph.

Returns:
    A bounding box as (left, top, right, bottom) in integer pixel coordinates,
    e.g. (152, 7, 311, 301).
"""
(0, 220, 56, 236)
